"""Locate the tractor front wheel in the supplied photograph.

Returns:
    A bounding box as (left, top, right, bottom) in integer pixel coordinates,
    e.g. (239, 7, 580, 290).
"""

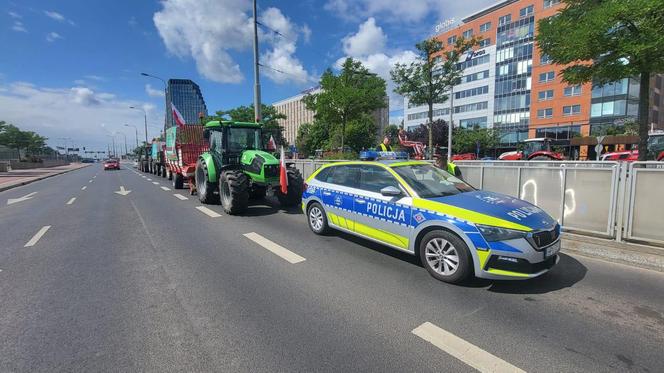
(195, 159, 219, 204)
(277, 168, 304, 207)
(220, 170, 249, 215)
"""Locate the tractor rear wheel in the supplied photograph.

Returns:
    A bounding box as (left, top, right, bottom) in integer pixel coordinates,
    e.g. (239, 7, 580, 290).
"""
(220, 170, 249, 215)
(277, 168, 304, 207)
(173, 173, 184, 189)
(195, 159, 219, 204)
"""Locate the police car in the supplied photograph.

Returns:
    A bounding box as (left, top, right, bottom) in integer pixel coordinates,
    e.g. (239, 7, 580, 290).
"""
(302, 159, 560, 283)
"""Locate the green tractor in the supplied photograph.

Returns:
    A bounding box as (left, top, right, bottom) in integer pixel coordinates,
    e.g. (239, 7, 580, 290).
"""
(195, 120, 303, 215)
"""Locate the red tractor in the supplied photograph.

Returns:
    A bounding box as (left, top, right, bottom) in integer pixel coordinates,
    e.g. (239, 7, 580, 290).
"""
(600, 132, 664, 162)
(499, 138, 565, 161)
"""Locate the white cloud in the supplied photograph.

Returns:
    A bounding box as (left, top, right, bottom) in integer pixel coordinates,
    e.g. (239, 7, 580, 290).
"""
(259, 7, 311, 84)
(153, 0, 310, 85)
(145, 84, 165, 97)
(325, 0, 496, 24)
(46, 32, 63, 42)
(11, 21, 27, 33)
(44, 10, 75, 25)
(8, 11, 22, 19)
(301, 24, 312, 44)
(342, 17, 385, 56)
(336, 18, 417, 111)
(128, 16, 138, 27)
(0, 81, 163, 149)
(84, 75, 105, 81)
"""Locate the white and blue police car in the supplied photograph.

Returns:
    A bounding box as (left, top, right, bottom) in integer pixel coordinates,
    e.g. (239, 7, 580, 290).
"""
(302, 159, 560, 283)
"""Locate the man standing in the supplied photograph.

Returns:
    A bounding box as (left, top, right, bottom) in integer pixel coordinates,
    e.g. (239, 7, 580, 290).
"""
(436, 152, 462, 178)
(377, 136, 393, 152)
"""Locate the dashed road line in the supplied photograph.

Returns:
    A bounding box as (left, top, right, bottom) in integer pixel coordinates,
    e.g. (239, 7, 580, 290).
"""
(89, 180, 93, 183)
(152, 181, 159, 185)
(24, 226, 51, 247)
(173, 194, 188, 200)
(412, 322, 526, 373)
(195, 206, 222, 218)
(243, 232, 306, 264)
(147, 178, 152, 181)
(81, 186, 87, 190)
(66, 197, 76, 205)
(160, 186, 170, 191)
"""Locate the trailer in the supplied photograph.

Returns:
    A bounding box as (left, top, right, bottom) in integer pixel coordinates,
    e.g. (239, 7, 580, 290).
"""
(164, 125, 208, 193)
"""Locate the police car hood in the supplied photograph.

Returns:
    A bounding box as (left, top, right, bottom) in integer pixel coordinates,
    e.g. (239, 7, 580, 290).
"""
(425, 191, 556, 231)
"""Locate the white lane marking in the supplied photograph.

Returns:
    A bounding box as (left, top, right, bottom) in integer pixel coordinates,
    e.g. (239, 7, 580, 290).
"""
(24, 226, 51, 247)
(160, 186, 170, 191)
(89, 180, 93, 183)
(114, 186, 131, 196)
(147, 178, 152, 181)
(412, 322, 526, 373)
(7, 192, 38, 205)
(243, 232, 306, 264)
(81, 186, 87, 190)
(152, 181, 159, 185)
(92, 176, 96, 179)
(195, 206, 222, 218)
(66, 197, 76, 205)
(173, 193, 188, 200)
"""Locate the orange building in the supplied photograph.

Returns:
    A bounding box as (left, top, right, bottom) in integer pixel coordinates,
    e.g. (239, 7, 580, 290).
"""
(401, 0, 664, 157)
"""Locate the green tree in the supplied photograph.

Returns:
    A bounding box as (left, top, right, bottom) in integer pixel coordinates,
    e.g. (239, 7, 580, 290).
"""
(303, 58, 387, 151)
(391, 37, 478, 156)
(406, 119, 449, 148)
(206, 104, 288, 146)
(452, 127, 499, 156)
(383, 124, 400, 144)
(345, 114, 377, 152)
(296, 121, 331, 157)
(537, 0, 664, 161)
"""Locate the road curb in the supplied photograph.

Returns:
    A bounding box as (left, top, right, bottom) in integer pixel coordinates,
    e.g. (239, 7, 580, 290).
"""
(562, 233, 664, 273)
(0, 164, 91, 193)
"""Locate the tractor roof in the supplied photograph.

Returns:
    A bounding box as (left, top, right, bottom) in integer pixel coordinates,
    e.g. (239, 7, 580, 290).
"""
(204, 120, 261, 128)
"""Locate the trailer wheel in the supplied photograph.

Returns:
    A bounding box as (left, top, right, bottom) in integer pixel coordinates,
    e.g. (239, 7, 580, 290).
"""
(277, 168, 303, 207)
(220, 170, 249, 215)
(161, 166, 166, 178)
(167, 170, 173, 181)
(195, 159, 219, 204)
(173, 173, 184, 189)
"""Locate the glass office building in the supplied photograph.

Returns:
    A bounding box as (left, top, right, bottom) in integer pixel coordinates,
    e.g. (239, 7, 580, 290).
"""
(165, 79, 208, 128)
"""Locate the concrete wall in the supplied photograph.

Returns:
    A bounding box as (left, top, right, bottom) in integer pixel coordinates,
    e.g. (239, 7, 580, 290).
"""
(9, 159, 68, 169)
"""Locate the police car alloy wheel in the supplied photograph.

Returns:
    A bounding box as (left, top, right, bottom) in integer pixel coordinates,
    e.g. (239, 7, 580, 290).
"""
(307, 202, 329, 235)
(419, 231, 471, 283)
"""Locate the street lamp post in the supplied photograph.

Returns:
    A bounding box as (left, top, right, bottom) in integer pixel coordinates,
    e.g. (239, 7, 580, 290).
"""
(129, 106, 149, 157)
(116, 132, 127, 158)
(125, 124, 139, 149)
(140, 72, 168, 126)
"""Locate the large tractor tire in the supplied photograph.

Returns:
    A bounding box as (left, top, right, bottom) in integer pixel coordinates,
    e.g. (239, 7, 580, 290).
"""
(277, 168, 304, 207)
(219, 170, 249, 215)
(173, 173, 184, 189)
(195, 158, 220, 204)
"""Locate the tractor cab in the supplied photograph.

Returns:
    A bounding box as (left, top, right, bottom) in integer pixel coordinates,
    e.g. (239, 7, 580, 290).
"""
(499, 138, 564, 161)
(522, 138, 553, 158)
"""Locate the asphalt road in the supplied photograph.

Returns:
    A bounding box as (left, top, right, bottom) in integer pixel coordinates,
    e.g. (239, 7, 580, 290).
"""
(1, 164, 663, 372)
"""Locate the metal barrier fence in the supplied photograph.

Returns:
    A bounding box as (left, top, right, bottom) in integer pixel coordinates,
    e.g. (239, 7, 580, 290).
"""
(289, 159, 664, 248)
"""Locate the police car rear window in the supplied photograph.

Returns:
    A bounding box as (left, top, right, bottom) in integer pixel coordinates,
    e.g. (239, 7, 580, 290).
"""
(319, 165, 360, 188)
(314, 167, 331, 181)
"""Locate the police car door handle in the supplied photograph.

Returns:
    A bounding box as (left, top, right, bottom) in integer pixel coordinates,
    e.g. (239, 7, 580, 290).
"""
(354, 199, 366, 204)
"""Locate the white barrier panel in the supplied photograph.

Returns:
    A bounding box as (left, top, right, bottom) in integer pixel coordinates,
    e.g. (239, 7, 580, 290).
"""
(625, 163, 664, 245)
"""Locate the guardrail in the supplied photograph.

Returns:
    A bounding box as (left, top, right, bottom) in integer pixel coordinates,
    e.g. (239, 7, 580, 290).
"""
(290, 159, 664, 249)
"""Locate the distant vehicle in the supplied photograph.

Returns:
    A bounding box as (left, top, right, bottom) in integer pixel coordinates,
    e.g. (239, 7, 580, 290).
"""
(600, 132, 664, 162)
(103, 159, 120, 170)
(600, 151, 637, 162)
(499, 138, 565, 161)
(451, 153, 477, 161)
(81, 158, 95, 163)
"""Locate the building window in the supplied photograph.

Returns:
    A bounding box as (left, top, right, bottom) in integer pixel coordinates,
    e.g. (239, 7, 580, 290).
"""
(459, 117, 488, 129)
(479, 22, 491, 33)
(538, 90, 554, 101)
(591, 100, 627, 117)
(456, 53, 490, 70)
(544, 0, 561, 8)
(520, 5, 534, 18)
(563, 104, 581, 116)
(537, 108, 554, 119)
(539, 71, 555, 83)
(455, 86, 489, 100)
(462, 29, 473, 39)
(499, 14, 511, 26)
(478, 38, 491, 48)
(460, 70, 490, 84)
(447, 35, 457, 45)
(564, 85, 582, 96)
(540, 54, 552, 65)
(454, 101, 489, 114)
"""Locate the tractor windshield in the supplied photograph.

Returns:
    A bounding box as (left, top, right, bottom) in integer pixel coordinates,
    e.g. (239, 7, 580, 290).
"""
(647, 135, 664, 153)
(228, 127, 263, 153)
(523, 141, 546, 157)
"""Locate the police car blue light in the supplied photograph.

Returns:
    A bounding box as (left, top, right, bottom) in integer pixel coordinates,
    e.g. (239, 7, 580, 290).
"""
(302, 160, 560, 284)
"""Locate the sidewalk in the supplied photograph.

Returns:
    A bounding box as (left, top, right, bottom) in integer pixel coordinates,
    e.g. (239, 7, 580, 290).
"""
(0, 163, 91, 192)
(562, 233, 664, 273)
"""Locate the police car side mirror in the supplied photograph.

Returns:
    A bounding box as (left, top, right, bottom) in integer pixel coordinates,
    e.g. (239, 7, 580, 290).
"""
(380, 186, 402, 197)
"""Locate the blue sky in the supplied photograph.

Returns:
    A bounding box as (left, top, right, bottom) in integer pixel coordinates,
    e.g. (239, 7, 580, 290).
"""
(1, 0, 493, 150)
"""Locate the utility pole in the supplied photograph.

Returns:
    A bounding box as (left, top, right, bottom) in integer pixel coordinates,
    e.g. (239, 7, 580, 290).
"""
(447, 86, 454, 160)
(252, 0, 262, 123)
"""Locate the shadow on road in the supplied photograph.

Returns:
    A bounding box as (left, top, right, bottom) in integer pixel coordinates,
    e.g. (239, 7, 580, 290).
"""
(239, 197, 304, 217)
(484, 253, 587, 294)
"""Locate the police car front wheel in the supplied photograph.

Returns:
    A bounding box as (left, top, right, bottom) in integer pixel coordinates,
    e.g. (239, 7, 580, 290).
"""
(307, 202, 329, 235)
(419, 231, 472, 284)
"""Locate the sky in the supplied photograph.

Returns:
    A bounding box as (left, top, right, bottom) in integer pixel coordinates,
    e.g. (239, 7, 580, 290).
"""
(0, 0, 495, 151)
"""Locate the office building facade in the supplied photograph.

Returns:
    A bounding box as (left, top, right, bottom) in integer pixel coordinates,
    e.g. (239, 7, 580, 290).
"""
(404, 0, 664, 152)
(165, 79, 208, 128)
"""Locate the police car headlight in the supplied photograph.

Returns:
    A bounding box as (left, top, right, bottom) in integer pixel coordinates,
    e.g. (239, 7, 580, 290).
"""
(477, 225, 527, 242)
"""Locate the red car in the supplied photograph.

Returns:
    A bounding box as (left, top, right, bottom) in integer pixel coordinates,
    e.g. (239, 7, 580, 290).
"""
(103, 159, 120, 170)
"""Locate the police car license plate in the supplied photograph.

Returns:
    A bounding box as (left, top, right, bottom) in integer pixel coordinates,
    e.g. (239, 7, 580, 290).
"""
(544, 241, 561, 258)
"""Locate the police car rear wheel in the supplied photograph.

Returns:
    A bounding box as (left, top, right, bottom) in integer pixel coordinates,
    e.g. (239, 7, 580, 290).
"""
(307, 202, 329, 235)
(420, 231, 471, 283)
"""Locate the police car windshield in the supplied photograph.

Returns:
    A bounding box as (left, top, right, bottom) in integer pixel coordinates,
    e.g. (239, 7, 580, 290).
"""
(393, 164, 474, 198)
